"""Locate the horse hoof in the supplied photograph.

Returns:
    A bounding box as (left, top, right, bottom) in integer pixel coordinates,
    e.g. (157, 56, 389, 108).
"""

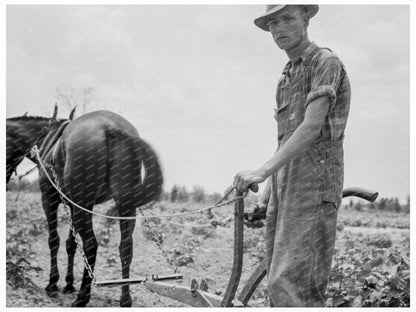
(45, 284, 59, 297)
(63, 284, 76, 294)
(120, 301, 132, 307)
(71, 298, 88, 307)
(120, 293, 132, 307)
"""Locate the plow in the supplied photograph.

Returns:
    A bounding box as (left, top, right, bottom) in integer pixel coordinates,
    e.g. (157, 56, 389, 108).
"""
(94, 186, 378, 307)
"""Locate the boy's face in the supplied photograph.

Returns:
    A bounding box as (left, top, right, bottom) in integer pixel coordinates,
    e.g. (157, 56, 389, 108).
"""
(266, 6, 308, 52)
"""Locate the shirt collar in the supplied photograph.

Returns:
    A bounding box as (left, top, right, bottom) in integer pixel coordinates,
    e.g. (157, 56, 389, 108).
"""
(282, 41, 319, 75)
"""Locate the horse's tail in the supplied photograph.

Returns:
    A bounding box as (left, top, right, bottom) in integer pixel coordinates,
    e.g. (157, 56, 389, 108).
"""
(132, 136, 164, 207)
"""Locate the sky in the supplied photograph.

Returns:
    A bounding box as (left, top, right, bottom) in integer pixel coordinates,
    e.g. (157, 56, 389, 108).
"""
(5, 3, 411, 203)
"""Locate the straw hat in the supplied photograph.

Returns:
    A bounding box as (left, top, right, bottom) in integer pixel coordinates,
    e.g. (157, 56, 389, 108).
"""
(254, 5, 319, 31)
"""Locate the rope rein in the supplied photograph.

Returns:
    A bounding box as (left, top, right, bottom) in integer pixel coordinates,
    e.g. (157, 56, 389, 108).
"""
(17, 165, 38, 179)
(32, 145, 248, 222)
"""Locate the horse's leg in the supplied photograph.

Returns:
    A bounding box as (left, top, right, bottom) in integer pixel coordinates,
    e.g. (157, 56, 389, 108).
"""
(109, 136, 142, 307)
(40, 189, 61, 295)
(118, 212, 136, 307)
(63, 228, 77, 294)
(63, 132, 107, 306)
(71, 211, 98, 307)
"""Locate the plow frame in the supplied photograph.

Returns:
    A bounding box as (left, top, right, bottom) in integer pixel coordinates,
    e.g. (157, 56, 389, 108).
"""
(144, 187, 378, 307)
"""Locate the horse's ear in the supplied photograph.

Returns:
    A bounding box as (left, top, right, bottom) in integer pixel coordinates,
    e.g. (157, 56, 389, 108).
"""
(52, 103, 58, 121)
(69, 106, 76, 120)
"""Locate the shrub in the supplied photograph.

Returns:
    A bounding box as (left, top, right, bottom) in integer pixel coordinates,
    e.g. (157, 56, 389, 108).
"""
(170, 185, 189, 202)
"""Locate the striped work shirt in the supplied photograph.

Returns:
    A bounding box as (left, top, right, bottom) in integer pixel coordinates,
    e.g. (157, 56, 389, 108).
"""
(273, 41, 351, 205)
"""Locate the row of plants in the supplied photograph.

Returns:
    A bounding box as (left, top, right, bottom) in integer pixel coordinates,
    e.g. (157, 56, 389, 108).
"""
(338, 212, 409, 229)
(326, 234, 409, 307)
(6, 191, 410, 307)
(6, 195, 45, 291)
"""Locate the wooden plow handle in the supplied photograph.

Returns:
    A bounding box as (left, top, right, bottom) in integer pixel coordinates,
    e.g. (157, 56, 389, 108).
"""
(237, 259, 267, 305)
(221, 189, 245, 307)
(342, 187, 378, 202)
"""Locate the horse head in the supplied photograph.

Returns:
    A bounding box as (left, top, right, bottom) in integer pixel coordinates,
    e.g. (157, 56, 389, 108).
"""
(6, 105, 69, 183)
(6, 115, 49, 183)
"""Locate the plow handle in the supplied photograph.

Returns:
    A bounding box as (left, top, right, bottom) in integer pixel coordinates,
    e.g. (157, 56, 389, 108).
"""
(342, 187, 378, 202)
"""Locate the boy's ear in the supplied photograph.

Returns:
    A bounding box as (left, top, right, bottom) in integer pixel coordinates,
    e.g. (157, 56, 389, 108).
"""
(304, 15, 310, 29)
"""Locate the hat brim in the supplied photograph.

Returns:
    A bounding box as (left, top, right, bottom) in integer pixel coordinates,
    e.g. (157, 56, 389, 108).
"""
(254, 5, 319, 32)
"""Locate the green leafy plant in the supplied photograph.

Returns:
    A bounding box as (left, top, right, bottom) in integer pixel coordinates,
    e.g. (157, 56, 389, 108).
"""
(326, 235, 409, 307)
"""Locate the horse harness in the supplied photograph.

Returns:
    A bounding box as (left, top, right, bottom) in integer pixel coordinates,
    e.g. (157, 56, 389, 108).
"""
(38, 120, 71, 163)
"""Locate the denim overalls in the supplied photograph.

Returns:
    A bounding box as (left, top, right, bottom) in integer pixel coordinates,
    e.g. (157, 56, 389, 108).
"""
(265, 42, 351, 307)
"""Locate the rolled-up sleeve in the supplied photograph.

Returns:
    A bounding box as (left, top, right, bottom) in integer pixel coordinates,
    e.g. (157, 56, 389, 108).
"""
(305, 57, 343, 110)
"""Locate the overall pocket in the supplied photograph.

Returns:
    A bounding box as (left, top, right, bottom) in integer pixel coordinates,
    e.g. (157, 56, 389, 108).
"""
(276, 86, 290, 140)
(321, 147, 343, 203)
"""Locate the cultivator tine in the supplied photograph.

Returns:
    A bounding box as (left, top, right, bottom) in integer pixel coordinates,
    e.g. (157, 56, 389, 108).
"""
(191, 279, 199, 293)
(190, 279, 215, 307)
(200, 279, 209, 291)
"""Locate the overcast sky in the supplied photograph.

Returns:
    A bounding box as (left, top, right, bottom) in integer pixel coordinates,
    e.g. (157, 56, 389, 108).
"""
(5, 4, 410, 202)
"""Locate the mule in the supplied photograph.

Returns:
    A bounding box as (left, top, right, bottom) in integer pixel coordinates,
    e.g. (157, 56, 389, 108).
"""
(7, 108, 163, 307)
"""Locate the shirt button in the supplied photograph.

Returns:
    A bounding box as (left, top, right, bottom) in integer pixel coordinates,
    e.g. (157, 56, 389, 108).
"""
(320, 160, 325, 164)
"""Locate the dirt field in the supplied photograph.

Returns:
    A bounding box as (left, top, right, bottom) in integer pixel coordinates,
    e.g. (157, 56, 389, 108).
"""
(6, 191, 410, 307)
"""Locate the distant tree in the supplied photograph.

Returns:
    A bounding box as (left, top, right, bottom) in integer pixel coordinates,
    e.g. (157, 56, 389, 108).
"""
(378, 198, 387, 211)
(177, 186, 189, 202)
(191, 185, 206, 202)
(403, 195, 410, 213)
(393, 197, 401, 213)
(54, 86, 95, 117)
(368, 202, 377, 210)
(210, 192, 222, 203)
(385, 198, 396, 212)
(354, 201, 363, 211)
(54, 86, 123, 117)
(170, 185, 179, 202)
(170, 185, 189, 202)
(160, 191, 170, 201)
